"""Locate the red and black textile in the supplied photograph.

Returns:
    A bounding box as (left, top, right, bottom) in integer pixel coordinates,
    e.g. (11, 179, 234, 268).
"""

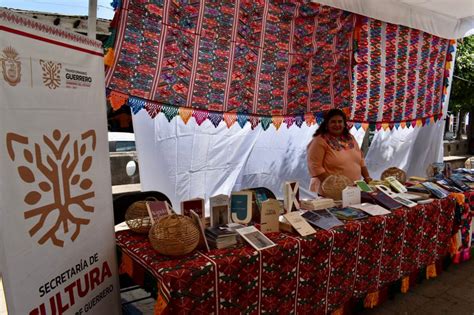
(116, 199, 457, 314)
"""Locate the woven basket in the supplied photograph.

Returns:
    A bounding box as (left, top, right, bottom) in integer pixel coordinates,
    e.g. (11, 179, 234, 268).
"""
(124, 197, 156, 234)
(321, 175, 352, 201)
(381, 167, 407, 184)
(149, 214, 200, 256)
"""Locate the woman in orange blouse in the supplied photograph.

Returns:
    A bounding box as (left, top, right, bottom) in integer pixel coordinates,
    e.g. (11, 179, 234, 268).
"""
(307, 109, 372, 192)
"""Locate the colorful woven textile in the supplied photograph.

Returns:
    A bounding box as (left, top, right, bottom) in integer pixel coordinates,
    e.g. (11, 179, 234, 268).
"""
(116, 198, 457, 314)
(105, 1, 451, 129)
(352, 16, 450, 124)
(105, 0, 355, 117)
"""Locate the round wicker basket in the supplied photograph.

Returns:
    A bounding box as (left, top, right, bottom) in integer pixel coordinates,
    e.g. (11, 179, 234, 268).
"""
(320, 175, 352, 201)
(125, 198, 156, 234)
(149, 214, 200, 256)
(381, 167, 407, 184)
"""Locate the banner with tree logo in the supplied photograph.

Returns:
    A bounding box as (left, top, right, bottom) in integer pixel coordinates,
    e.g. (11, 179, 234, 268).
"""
(0, 9, 120, 314)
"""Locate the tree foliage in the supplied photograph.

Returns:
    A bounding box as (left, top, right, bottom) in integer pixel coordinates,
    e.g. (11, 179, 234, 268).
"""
(449, 35, 474, 113)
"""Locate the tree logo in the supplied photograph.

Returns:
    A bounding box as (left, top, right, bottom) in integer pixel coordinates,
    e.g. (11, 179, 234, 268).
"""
(39, 60, 61, 89)
(0, 46, 21, 86)
(6, 129, 96, 247)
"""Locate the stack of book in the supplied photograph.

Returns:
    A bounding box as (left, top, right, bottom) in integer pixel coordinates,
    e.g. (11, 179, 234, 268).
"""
(205, 226, 238, 249)
(299, 198, 335, 210)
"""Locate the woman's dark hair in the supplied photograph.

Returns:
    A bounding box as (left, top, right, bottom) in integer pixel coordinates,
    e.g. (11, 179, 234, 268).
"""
(313, 108, 350, 137)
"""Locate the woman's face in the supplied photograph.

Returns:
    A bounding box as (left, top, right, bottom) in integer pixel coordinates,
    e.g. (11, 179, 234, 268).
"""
(327, 115, 345, 135)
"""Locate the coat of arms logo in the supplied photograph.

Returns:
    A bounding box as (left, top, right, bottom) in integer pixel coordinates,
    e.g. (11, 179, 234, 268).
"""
(6, 129, 96, 247)
(40, 59, 62, 89)
(0, 46, 21, 86)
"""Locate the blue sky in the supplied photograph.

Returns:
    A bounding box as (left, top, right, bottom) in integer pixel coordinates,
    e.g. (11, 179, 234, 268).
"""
(1, 0, 115, 19)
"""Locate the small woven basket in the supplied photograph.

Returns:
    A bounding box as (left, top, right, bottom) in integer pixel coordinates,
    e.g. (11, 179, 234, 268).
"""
(321, 175, 352, 201)
(381, 167, 407, 184)
(124, 197, 156, 234)
(149, 214, 200, 256)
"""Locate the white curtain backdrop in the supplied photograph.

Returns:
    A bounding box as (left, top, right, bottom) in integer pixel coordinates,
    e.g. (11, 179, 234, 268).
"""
(133, 111, 365, 212)
(365, 119, 446, 180)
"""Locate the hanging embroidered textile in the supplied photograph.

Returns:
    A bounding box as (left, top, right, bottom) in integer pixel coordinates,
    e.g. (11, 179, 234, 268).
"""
(105, 0, 355, 118)
(351, 16, 450, 126)
(105, 1, 451, 130)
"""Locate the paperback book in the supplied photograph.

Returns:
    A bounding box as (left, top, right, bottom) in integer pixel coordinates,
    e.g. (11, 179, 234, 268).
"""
(146, 200, 172, 224)
(301, 210, 344, 230)
(351, 203, 391, 216)
(236, 226, 276, 251)
(181, 198, 205, 219)
(210, 194, 230, 227)
(299, 198, 335, 210)
(422, 182, 449, 199)
(329, 207, 368, 221)
(260, 199, 281, 233)
(230, 191, 253, 224)
(385, 176, 407, 193)
(283, 211, 317, 236)
(190, 210, 210, 252)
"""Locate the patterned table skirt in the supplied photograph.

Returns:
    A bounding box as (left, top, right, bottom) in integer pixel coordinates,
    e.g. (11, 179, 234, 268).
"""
(116, 194, 473, 314)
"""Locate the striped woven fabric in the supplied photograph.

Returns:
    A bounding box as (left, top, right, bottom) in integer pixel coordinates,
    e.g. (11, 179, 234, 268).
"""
(105, 0, 355, 117)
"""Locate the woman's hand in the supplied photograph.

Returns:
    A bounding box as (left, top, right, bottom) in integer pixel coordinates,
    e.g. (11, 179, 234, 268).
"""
(363, 177, 373, 184)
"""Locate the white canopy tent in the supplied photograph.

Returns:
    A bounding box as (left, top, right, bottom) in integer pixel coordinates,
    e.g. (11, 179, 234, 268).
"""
(311, 0, 474, 39)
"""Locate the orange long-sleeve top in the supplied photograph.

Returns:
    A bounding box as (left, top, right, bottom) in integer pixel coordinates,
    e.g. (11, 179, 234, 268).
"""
(307, 134, 366, 182)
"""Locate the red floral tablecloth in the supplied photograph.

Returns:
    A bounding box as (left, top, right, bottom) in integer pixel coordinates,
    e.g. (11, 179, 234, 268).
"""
(116, 198, 459, 314)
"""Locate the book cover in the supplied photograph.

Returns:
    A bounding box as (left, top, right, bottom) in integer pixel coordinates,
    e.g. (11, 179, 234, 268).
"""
(260, 199, 281, 233)
(236, 226, 276, 251)
(422, 182, 449, 199)
(146, 200, 171, 224)
(385, 176, 407, 193)
(190, 210, 210, 252)
(254, 188, 270, 211)
(435, 179, 462, 192)
(449, 177, 470, 191)
(355, 180, 374, 193)
(283, 211, 316, 236)
(181, 198, 205, 218)
(210, 194, 230, 227)
(391, 196, 417, 208)
(351, 203, 391, 216)
(301, 210, 343, 231)
(329, 207, 368, 220)
(372, 191, 403, 210)
(284, 181, 300, 213)
(230, 191, 253, 224)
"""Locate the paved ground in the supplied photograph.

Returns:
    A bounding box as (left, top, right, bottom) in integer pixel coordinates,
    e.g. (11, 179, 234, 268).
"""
(2, 258, 474, 314)
(359, 258, 474, 315)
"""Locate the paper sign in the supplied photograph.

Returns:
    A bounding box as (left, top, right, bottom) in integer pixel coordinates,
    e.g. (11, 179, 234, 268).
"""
(342, 186, 361, 207)
(284, 212, 316, 236)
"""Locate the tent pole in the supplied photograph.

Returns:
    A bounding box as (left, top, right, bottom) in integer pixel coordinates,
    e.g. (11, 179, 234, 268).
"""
(88, 0, 97, 39)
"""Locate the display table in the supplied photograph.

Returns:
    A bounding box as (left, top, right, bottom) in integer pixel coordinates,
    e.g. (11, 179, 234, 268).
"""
(116, 196, 469, 314)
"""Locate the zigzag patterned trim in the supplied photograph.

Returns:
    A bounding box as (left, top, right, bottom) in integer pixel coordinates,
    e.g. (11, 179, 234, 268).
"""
(0, 10, 102, 49)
